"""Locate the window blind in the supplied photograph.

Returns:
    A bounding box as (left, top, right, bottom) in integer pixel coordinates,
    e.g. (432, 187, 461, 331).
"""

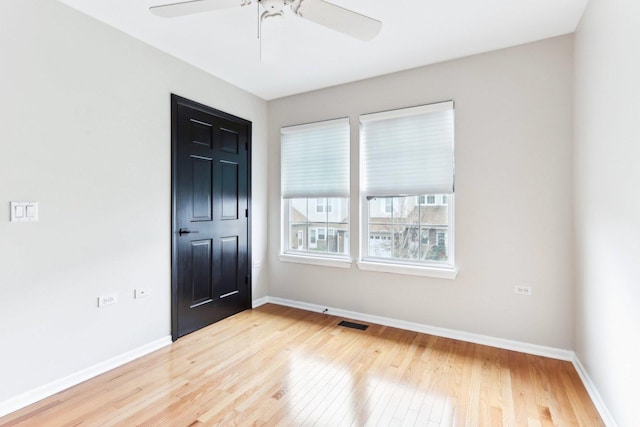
(281, 118, 350, 199)
(360, 101, 454, 197)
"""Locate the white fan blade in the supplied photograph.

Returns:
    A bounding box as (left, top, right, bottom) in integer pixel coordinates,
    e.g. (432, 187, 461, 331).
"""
(150, 0, 242, 18)
(293, 0, 381, 41)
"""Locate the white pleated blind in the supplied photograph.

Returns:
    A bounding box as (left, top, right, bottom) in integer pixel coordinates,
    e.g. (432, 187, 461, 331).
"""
(360, 101, 454, 197)
(281, 118, 350, 199)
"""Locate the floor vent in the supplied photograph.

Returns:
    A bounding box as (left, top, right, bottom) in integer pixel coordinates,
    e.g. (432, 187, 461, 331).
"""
(338, 320, 369, 331)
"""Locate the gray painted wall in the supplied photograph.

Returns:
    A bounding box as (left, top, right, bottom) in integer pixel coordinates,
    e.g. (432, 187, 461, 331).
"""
(268, 36, 575, 349)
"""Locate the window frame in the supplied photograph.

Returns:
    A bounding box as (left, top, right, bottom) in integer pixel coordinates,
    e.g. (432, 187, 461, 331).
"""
(279, 118, 352, 267)
(358, 101, 457, 278)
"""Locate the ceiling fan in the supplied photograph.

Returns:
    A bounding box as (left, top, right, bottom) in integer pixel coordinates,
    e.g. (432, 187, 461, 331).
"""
(150, 0, 382, 42)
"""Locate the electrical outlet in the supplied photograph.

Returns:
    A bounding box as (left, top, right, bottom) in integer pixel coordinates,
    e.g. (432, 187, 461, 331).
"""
(135, 288, 150, 299)
(514, 285, 532, 295)
(98, 293, 118, 307)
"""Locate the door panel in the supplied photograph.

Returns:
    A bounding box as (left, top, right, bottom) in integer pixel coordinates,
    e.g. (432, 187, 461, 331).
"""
(220, 236, 239, 297)
(171, 94, 251, 340)
(191, 156, 213, 221)
(221, 161, 239, 219)
(190, 240, 213, 305)
(221, 127, 240, 154)
(190, 119, 213, 148)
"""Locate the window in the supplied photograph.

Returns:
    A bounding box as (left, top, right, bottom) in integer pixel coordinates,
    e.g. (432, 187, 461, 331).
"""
(281, 118, 350, 258)
(315, 198, 333, 214)
(385, 198, 392, 213)
(419, 194, 447, 206)
(360, 101, 455, 271)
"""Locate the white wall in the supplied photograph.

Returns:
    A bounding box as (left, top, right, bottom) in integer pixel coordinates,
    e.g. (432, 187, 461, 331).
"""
(268, 36, 575, 349)
(0, 0, 267, 403)
(574, 0, 640, 425)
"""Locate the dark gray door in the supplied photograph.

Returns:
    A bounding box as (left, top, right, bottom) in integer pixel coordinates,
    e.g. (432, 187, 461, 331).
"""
(171, 94, 251, 340)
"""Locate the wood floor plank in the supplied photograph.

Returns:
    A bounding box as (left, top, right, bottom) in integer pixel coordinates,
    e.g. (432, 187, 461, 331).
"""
(0, 304, 604, 427)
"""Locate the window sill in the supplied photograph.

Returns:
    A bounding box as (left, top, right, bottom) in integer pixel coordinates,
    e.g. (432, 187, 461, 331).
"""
(279, 253, 353, 269)
(357, 260, 458, 279)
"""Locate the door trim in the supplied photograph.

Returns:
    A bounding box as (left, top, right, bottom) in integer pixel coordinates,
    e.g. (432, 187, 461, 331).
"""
(170, 94, 252, 341)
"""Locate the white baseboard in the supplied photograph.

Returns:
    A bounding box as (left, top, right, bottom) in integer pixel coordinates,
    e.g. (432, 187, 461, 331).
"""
(571, 355, 618, 427)
(252, 296, 269, 308)
(266, 296, 574, 360)
(0, 335, 172, 418)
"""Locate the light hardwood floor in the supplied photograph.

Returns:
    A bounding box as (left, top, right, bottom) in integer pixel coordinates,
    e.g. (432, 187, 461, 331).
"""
(0, 304, 603, 426)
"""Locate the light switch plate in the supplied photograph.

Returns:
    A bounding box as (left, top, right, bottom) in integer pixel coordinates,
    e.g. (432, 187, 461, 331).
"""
(10, 201, 38, 222)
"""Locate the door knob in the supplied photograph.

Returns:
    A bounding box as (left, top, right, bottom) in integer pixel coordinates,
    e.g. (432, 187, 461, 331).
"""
(178, 228, 199, 236)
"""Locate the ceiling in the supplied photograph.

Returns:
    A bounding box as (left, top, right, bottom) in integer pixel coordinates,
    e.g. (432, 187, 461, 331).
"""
(57, 0, 588, 100)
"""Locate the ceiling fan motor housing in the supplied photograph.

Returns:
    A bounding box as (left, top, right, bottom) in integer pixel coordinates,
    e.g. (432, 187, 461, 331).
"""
(259, 0, 293, 15)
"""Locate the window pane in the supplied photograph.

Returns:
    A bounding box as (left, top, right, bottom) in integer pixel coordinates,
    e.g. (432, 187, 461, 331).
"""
(368, 197, 392, 224)
(286, 197, 349, 257)
(289, 198, 308, 221)
(369, 224, 392, 258)
(420, 226, 448, 261)
(392, 196, 418, 225)
(418, 197, 448, 225)
(290, 223, 307, 251)
(327, 197, 348, 222)
(393, 225, 420, 259)
(367, 195, 450, 264)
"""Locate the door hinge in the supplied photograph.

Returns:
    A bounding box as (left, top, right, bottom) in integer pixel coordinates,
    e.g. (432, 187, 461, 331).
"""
(245, 142, 248, 151)
(245, 275, 249, 285)
(245, 208, 248, 218)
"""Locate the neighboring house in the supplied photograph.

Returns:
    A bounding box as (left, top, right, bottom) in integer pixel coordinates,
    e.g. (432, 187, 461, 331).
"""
(368, 195, 449, 261)
(289, 198, 349, 253)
